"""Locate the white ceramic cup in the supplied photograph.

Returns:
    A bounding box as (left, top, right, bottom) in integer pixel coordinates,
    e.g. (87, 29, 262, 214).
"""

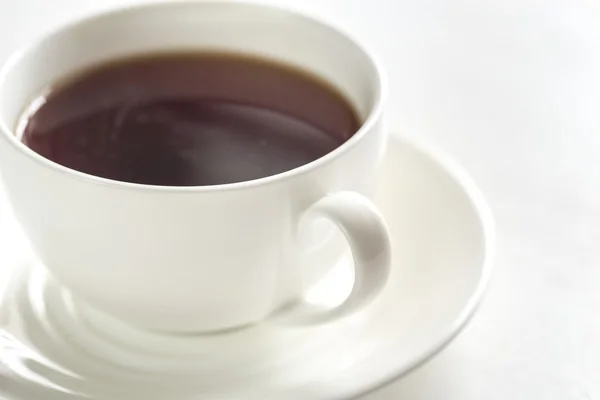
(0, 1, 390, 333)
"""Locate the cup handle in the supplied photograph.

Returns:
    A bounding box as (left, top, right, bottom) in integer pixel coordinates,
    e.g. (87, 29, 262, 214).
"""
(275, 191, 392, 325)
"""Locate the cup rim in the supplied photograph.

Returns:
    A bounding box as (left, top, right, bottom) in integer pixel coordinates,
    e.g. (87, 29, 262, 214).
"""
(0, 0, 386, 193)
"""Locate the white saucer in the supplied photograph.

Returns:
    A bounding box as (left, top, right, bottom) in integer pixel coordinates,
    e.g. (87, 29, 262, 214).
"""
(0, 133, 494, 400)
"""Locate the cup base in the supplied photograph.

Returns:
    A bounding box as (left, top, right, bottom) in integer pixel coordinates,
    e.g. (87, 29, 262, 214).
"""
(33, 266, 268, 373)
(17, 254, 355, 374)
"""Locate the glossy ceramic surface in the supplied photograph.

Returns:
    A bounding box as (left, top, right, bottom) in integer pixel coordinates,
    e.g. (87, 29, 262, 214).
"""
(0, 133, 494, 399)
(0, 1, 389, 332)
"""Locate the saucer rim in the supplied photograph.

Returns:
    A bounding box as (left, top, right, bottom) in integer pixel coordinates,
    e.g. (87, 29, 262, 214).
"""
(346, 131, 496, 399)
(0, 131, 496, 400)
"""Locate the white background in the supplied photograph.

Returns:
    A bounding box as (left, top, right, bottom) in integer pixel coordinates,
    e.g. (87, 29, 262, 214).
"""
(1, 0, 599, 399)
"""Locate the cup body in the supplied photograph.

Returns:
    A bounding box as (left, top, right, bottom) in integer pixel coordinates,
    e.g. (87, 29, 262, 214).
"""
(0, 1, 386, 332)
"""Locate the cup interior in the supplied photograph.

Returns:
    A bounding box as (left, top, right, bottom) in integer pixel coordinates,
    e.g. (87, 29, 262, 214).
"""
(0, 1, 382, 141)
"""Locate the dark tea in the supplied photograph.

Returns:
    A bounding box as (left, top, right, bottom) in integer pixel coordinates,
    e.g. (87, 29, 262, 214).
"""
(19, 52, 360, 186)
